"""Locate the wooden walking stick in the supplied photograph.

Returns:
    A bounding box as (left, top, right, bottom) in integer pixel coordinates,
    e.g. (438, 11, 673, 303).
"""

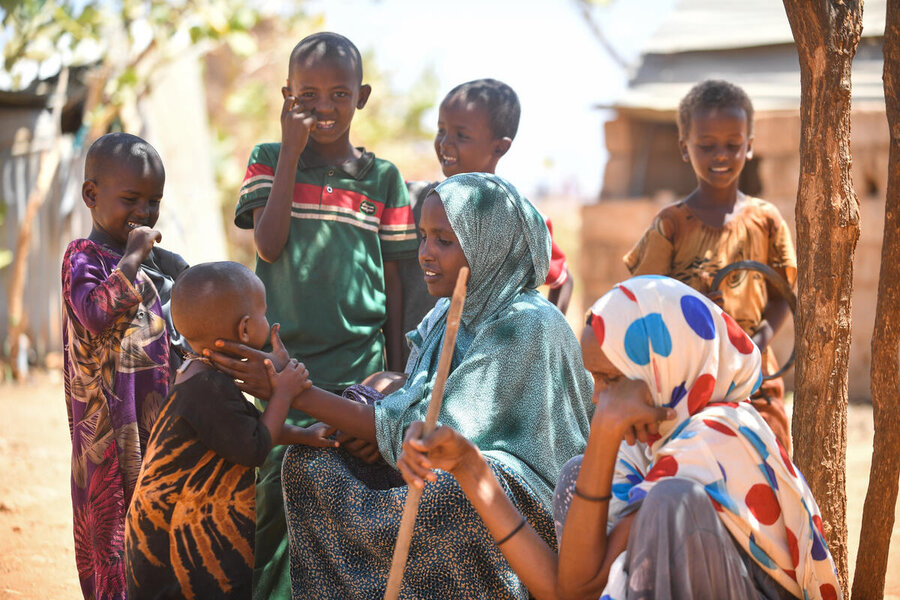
(383, 266, 469, 600)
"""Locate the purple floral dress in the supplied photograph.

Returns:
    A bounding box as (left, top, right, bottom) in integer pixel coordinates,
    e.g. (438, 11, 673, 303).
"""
(62, 238, 172, 600)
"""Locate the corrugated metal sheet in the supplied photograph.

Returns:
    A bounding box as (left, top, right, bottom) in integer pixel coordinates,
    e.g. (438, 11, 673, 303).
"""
(643, 0, 886, 55)
(0, 103, 91, 362)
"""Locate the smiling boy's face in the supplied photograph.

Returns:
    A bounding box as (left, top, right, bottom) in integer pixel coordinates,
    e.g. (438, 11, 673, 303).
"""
(83, 160, 164, 249)
(283, 57, 371, 149)
(434, 98, 509, 177)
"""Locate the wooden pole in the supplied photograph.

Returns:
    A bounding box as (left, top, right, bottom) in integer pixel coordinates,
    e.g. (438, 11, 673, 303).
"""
(383, 266, 469, 600)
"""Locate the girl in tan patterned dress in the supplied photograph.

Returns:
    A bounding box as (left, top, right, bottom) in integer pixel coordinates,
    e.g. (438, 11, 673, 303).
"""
(625, 80, 796, 453)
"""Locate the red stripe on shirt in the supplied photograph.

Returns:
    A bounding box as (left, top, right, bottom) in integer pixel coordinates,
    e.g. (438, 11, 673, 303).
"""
(381, 205, 414, 226)
(292, 183, 386, 218)
(244, 163, 275, 181)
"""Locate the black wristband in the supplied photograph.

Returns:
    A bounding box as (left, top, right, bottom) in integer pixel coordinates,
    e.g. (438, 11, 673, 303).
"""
(573, 486, 612, 503)
(495, 517, 527, 546)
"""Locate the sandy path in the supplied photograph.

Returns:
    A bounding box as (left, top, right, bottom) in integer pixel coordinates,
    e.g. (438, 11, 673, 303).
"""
(1, 373, 898, 598)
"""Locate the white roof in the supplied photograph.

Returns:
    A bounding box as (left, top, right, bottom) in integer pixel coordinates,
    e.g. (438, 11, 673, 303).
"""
(643, 0, 885, 54)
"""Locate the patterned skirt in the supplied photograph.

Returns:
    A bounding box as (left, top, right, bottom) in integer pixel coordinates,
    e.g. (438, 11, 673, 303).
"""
(282, 444, 556, 599)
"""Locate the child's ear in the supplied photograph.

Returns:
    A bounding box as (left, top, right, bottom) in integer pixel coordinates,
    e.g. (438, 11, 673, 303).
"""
(282, 85, 291, 100)
(237, 315, 251, 344)
(82, 180, 97, 208)
(745, 136, 754, 160)
(678, 140, 690, 162)
(493, 137, 512, 157)
(357, 84, 372, 110)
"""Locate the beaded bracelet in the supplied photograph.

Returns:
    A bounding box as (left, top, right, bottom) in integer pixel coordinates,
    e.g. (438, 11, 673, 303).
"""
(573, 486, 612, 503)
(495, 517, 527, 546)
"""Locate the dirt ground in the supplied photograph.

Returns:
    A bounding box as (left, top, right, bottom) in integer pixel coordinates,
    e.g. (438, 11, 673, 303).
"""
(1, 372, 899, 598)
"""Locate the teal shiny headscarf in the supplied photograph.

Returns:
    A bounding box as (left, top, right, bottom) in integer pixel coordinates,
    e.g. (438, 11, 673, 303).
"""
(434, 173, 551, 328)
(374, 173, 592, 506)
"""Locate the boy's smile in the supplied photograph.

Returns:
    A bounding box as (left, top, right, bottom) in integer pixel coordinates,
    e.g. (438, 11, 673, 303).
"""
(679, 105, 753, 195)
(434, 99, 509, 177)
(283, 57, 371, 151)
(83, 163, 164, 249)
(418, 192, 469, 298)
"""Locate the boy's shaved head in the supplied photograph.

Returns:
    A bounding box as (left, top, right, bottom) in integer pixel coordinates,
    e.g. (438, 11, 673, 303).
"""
(443, 79, 521, 140)
(678, 80, 754, 139)
(172, 262, 263, 347)
(289, 32, 363, 84)
(84, 132, 165, 183)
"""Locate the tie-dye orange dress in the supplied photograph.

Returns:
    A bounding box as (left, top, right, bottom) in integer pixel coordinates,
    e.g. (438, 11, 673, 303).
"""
(125, 368, 273, 599)
(624, 196, 797, 451)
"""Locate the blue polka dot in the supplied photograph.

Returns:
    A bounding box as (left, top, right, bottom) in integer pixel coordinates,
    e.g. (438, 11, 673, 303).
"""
(811, 530, 829, 560)
(628, 486, 648, 505)
(727, 381, 736, 397)
(749, 533, 777, 568)
(624, 313, 672, 366)
(681, 294, 716, 340)
(759, 461, 778, 490)
(752, 371, 763, 395)
(705, 479, 739, 514)
(628, 487, 647, 504)
(739, 426, 770, 460)
(717, 461, 728, 482)
(668, 381, 687, 408)
(612, 482, 634, 501)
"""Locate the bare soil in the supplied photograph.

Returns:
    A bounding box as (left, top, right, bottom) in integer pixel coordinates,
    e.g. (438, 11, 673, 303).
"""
(1, 373, 898, 598)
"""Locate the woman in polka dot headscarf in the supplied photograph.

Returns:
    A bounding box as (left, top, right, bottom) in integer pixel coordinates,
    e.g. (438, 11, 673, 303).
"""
(398, 275, 840, 600)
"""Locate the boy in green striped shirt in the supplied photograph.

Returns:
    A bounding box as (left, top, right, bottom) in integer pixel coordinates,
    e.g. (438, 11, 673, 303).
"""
(233, 31, 417, 598)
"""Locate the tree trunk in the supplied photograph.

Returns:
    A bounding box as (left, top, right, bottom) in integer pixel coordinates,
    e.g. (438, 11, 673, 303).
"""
(782, 1, 862, 592)
(851, 3, 900, 598)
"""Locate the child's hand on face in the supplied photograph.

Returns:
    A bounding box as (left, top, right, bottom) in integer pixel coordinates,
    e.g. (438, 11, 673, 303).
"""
(397, 422, 479, 489)
(592, 378, 676, 446)
(281, 96, 317, 158)
(265, 357, 312, 402)
(124, 225, 162, 264)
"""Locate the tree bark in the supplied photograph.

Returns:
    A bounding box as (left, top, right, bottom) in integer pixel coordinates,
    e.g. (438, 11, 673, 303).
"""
(782, 1, 862, 592)
(851, 3, 900, 598)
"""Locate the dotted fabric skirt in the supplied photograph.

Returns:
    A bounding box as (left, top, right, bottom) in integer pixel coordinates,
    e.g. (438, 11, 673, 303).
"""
(282, 444, 556, 599)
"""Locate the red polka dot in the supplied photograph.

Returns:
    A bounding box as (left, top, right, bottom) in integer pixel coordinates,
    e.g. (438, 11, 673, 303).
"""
(646, 432, 661, 446)
(813, 515, 826, 538)
(785, 527, 800, 568)
(778, 440, 796, 477)
(645, 455, 679, 482)
(722, 312, 755, 354)
(820, 584, 838, 600)
(710, 497, 724, 512)
(590, 312, 605, 346)
(710, 401, 740, 408)
(784, 569, 796, 581)
(617, 284, 637, 302)
(703, 419, 737, 436)
(688, 374, 716, 414)
(745, 483, 781, 525)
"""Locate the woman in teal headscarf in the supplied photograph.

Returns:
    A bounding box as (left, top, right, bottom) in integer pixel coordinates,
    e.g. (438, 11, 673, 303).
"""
(264, 173, 593, 598)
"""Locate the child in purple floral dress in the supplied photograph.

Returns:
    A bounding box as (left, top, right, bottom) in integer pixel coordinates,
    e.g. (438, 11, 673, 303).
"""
(61, 133, 187, 600)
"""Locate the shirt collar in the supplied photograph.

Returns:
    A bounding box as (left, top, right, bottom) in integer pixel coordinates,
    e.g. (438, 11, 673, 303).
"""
(297, 146, 374, 181)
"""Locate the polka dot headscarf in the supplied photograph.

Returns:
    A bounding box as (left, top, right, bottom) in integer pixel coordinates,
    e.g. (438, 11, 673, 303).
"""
(589, 276, 841, 600)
